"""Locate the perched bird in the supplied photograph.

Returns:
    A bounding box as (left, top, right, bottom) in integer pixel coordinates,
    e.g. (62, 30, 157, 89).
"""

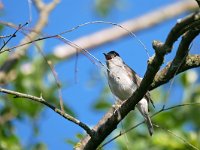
(104, 50, 154, 136)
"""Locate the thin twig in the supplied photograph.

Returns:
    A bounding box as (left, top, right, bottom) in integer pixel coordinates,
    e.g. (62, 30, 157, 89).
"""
(0, 22, 28, 51)
(0, 30, 109, 72)
(27, 0, 32, 23)
(74, 50, 79, 83)
(40, 50, 65, 112)
(0, 0, 59, 79)
(53, 0, 198, 60)
(0, 87, 94, 137)
(59, 21, 150, 58)
(57, 35, 110, 71)
(0, 35, 12, 38)
(99, 102, 200, 149)
(0, 35, 56, 54)
(0, 20, 66, 114)
(154, 123, 199, 150)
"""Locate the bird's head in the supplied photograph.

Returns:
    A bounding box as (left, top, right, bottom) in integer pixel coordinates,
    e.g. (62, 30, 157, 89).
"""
(103, 51, 124, 67)
(103, 51, 120, 60)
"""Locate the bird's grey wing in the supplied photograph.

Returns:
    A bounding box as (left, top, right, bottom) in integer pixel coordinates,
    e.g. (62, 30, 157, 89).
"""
(124, 64, 155, 108)
(124, 64, 141, 86)
(135, 73, 155, 108)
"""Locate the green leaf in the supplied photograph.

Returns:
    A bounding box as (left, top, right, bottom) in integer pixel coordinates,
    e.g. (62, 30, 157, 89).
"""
(93, 98, 111, 110)
(32, 143, 47, 150)
(95, 0, 115, 16)
(76, 133, 84, 140)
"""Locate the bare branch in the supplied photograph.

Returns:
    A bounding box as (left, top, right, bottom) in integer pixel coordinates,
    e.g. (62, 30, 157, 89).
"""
(0, 35, 12, 38)
(165, 11, 200, 50)
(76, 37, 168, 150)
(0, 1, 199, 149)
(149, 11, 200, 90)
(150, 26, 200, 90)
(150, 12, 200, 90)
(0, 1, 197, 85)
(100, 102, 200, 149)
(0, 0, 59, 82)
(0, 35, 57, 54)
(0, 87, 94, 137)
(34, 0, 45, 10)
(150, 54, 200, 90)
(76, 7, 200, 149)
(1, 20, 66, 116)
(58, 21, 151, 58)
(0, 22, 28, 51)
(154, 124, 199, 150)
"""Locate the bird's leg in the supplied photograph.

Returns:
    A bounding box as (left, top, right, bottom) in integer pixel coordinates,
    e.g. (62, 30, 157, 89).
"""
(112, 99, 123, 121)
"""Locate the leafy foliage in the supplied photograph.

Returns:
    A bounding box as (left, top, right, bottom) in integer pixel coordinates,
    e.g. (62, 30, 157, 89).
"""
(0, 46, 74, 149)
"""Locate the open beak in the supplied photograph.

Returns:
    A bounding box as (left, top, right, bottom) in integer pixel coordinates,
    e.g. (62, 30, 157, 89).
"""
(103, 53, 112, 60)
(103, 53, 109, 60)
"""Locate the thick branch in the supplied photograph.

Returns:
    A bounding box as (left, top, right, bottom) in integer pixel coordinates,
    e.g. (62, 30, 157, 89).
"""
(100, 102, 200, 149)
(76, 40, 168, 149)
(165, 11, 200, 50)
(150, 29, 200, 90)
(150, 54, 200, 90)
(76, 8, 200, 149)
(0, 87, 94, 137)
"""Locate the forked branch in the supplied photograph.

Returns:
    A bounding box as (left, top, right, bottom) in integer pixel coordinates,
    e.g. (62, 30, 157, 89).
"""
(0, 87, 94, 137)
(76, 7, 200, 150)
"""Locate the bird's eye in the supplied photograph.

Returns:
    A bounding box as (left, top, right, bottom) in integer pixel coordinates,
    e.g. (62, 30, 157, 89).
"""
(105, 55, 112, 60)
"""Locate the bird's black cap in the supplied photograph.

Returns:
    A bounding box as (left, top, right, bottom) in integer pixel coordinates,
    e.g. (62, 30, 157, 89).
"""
(103, 51, 120, 60)
(107, 51, 119, 56)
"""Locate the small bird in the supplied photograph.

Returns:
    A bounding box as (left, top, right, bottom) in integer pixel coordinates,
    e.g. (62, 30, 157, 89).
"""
(104, 50, 154, 136)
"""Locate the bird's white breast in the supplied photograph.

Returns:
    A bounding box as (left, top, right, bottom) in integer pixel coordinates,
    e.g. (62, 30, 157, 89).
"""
(108, 65, 137, 101)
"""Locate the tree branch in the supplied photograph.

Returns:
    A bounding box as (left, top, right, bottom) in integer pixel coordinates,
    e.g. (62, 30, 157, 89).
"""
(150, 54, 200, 90)
(165, 11, 200, 50)
(0, 0, 59, 83)
(76, 8, 200, 150)
(1, 1, 199, 149)
(149, 11, 200, 89)
(0, 23, 28, 51)
(150, 27, 200, 90)
(76, 38, 169, 150)
(99, 102, 200, 149)
(0, 87, 94, 137)
(0, 1, 197, 85)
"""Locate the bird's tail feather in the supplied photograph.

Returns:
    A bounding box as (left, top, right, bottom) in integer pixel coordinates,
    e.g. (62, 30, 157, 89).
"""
(145, 115, 154, 136)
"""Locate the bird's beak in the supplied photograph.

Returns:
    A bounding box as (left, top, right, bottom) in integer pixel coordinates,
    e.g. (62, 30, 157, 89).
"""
(103, 52, 112, 60)
(103, 53, 109, 60)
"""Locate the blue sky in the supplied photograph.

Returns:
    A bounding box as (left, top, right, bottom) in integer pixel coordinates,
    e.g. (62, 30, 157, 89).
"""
(2, 0, 199, 149)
